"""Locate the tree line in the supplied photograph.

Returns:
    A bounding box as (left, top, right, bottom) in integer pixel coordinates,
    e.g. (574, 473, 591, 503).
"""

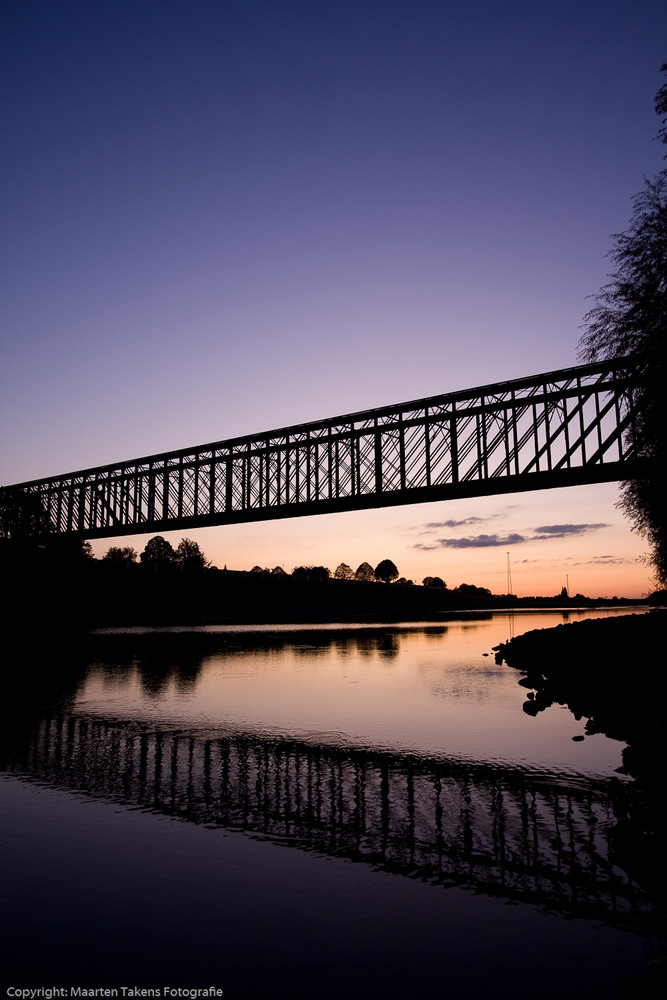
(241, 559, 490, 594)
(102, 535, 208, 569)
(103, 546, 404, 582)
(250, 559, 403, 583)
(100, 544, 463, 589)
(99, 540, 499, 594)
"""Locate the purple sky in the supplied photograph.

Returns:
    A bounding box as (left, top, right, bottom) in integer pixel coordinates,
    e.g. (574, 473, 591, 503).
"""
(1, 1, 665, 594)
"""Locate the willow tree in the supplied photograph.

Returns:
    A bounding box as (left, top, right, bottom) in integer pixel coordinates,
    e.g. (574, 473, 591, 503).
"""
(579, 68, 667, 584)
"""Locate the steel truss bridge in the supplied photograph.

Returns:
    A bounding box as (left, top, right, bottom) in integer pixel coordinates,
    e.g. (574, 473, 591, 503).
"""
(2, 359, 643, 539)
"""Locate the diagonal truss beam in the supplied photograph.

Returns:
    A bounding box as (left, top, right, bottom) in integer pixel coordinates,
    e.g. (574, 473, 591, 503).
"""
(1, 359, 645, 539)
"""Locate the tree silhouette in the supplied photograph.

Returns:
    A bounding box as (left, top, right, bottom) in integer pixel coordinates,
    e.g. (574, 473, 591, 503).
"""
(140, 536, 176, 566)
(176, 538, 208, 569)
(374, 559, 399, 583)
(579, 67, 667, 583)
(355, 561, 375, 582)
(422, 576, 446, 588)
(0, 487, 52, 541)
(334, 562, 354, 580)
(292, 565, 330, 579)
(456, 583, 490, 595)
(103, 545, 137, 562)
(657, 62, 667, 146)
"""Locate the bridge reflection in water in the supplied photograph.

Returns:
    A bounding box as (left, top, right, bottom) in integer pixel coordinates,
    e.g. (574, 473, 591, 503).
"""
(7, 713, 649, 929)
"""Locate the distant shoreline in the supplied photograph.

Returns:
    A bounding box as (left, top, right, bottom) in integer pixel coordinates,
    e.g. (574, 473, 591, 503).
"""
(85, 605, 653, 635)
(2, 544, 659, 631)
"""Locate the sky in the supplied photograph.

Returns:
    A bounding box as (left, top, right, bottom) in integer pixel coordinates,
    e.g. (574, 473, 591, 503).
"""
(1, 0, 665, 596)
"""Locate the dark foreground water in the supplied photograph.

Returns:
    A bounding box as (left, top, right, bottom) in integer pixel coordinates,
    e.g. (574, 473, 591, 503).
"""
(1, 610, 664, 998)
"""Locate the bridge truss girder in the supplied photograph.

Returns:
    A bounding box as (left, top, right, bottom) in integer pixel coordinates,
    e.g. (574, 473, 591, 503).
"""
(2, 359, 644, 539)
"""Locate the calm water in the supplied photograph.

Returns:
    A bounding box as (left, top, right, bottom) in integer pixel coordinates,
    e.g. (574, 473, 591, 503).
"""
(1, 610, 663, 998)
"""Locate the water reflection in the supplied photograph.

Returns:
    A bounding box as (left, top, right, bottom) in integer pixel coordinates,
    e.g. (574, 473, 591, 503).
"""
(497, 612, 667, 920)
(3, 707, 652, 932)
(77, 617, 639, 778)
(2, 613, 660, 949)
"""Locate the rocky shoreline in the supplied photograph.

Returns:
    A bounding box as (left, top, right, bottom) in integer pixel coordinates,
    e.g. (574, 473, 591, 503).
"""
(495, 610, 667, 924)
(494, 610, 666, 750)
(495, 610, 667, 753)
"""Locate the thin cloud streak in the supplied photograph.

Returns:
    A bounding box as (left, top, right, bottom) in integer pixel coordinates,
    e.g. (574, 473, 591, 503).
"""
(423, 517, 491, 529)
(429, 533, 527, 549)
(411, 522, 611, 550)
(574, 555, 635, 566)
(533, 523, 609, 538)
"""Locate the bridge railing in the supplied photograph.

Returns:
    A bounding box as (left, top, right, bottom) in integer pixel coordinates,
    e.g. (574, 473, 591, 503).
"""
(1, 359, 643, 538)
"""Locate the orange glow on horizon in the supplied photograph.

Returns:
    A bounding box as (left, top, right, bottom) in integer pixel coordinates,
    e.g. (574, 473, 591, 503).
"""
(88, 483, 655, 600)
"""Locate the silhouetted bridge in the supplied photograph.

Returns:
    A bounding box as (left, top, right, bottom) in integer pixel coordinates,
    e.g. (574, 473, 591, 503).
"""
(2, 359, 644, 539)
(3, 712, 649, 928)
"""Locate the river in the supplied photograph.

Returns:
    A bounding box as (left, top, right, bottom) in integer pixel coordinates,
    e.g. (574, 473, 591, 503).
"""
(1, 609, 663, 998)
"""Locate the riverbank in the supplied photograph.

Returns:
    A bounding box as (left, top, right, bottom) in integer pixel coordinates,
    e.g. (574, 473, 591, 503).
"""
(496, 610, 667, 916)
(494, 610, 666, 753)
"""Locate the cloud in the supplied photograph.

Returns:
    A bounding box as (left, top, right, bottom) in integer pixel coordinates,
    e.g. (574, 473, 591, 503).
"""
(411, 521, 611, 551)
(531, 523, 608, 539)
(413, 515, 500, 535)
(423, 517, 489, 529)
(572, 555, 632, 566)
(434, 533, 527, 549)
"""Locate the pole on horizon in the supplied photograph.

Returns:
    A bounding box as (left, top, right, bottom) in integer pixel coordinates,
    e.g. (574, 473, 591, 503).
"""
(507, 552, 513, 596)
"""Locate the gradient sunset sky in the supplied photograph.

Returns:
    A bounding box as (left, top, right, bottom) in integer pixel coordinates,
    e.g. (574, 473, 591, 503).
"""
(2, 0, 665, 596)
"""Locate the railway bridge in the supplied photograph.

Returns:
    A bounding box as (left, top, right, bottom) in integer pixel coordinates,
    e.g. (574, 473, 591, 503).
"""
(1, 359, 643, 539)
